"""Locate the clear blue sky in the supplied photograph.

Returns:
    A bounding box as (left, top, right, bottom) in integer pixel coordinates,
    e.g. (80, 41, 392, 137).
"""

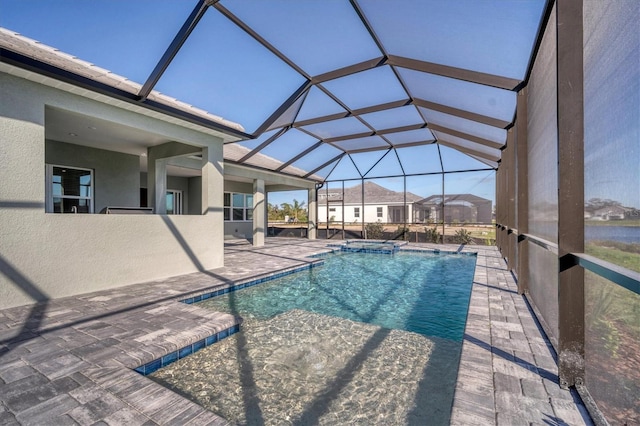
(5, 1, 634, 209)
(0, 0, 543, 132)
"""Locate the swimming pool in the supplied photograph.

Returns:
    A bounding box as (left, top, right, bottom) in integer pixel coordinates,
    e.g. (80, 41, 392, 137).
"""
(150, 250, 477, 424)
(198, 250, 475, 341)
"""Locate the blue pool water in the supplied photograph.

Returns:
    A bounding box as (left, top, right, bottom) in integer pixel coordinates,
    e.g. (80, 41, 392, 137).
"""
(198, 251, 476, 341)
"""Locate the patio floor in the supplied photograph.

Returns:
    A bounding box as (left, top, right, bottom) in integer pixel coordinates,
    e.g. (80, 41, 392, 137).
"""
(0, 238, 592, 425)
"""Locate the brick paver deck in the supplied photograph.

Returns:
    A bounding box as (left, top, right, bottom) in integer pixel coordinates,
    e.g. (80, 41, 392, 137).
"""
(0, 238, 592, 425)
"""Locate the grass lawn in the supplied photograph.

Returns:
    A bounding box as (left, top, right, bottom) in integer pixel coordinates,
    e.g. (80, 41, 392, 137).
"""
(586, 219, 640, 227)
(586, 244, 640, 273)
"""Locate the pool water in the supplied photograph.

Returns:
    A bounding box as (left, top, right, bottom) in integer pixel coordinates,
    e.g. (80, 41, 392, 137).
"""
(150, 250, 477, 425)
(197, 251, 476, 341)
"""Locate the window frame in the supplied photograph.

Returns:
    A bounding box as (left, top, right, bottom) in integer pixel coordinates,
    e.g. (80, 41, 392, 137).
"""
(354, 207, 360, 218)
(377, 207, 383, 218)
(45, 164, 94, 213)
(224, 192, 253, 222)
(166, 189, 183, 215)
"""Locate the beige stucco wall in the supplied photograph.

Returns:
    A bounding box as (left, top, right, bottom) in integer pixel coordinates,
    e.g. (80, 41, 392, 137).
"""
(48, 140, 140, 212)
(0, 72, 225, 310)
(140, 172, 192, 214)
(223, 180, 254, 239)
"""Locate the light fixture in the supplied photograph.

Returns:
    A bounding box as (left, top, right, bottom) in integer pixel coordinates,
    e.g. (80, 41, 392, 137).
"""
(68, 132, 78, 137)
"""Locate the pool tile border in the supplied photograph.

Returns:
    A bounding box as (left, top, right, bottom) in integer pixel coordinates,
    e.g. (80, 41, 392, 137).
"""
(136, 261, 327, 376)
(179, 260, 325, 305)
(398, 247, 478, 256)
(134, 324, 241, 375)
(325, 242, 479, 256)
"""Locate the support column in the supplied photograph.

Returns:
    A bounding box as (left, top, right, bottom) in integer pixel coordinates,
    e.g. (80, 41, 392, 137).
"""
(201, 146, 222, 216)
(361, 179, 365, 238)
(148, 142, 203, 215)
(308, 186, 317, 239)
(441, 173, 445, 243)
(506, 129, 517, 270)
(147, 148, 167, 214)
(556, 0, 585, 389)
(516, 88, 529, 295)
(265, 192, 270, 238)
(252, 179, 265, 247)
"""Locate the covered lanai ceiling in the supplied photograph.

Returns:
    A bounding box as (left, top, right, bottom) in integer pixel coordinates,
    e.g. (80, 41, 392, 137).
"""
(0, 0, 550, 182)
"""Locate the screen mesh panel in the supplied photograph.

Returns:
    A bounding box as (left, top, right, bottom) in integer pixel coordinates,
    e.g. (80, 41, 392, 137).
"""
(527, 242, 559, 344)
(585, 270, 640, 425)
(526, 4, 558, 243)
(583, 0, 640, 266)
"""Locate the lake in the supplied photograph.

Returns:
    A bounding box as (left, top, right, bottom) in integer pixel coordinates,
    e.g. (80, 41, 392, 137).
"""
(586, 225, 640, 244)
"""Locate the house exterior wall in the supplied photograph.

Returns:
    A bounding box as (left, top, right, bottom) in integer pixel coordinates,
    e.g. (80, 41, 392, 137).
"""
(46, 140, 140, 213)
(140, 172, 191, 214)
(0, 71, 225, 310)
(223, 180, 253, 239)
(318, 203, 412, 223)
(166, 176, 190, 214)
(475, 200, 492, 223)
(187, 176, 202, 215)
(222, 163, 316, 240)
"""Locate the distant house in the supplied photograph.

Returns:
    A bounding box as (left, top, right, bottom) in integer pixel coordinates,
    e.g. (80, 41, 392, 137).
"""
(414, 194, 493, 224)
(592, 206, 627, 221)
(318, 182, 422, 223)
(318, 183, 492, 224)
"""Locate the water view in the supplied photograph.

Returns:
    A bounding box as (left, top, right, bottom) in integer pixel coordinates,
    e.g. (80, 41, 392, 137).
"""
(586, 225, 640, 244)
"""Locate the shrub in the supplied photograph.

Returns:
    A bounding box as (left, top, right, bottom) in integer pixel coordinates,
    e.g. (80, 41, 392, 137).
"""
(365, 222, 384, 239)
(424, 227, 440, 243)
(453, 229, 474, 244)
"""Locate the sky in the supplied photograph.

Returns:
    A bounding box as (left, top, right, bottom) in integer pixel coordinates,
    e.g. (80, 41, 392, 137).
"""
(4, 1, 634, 210)
(0, 0, 543, 130)
(0, 0, 533, 208)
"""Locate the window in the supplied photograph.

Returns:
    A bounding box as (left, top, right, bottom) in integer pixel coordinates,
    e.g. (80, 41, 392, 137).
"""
(354, 207, 360, 218)
(224, 193, 231, 220)
(224, 192, 253, 221)
(46, 165, 93, 213)
(329, 207, 336, 212)
(377, 207, 383, 218)
(166, 190, 183, 215)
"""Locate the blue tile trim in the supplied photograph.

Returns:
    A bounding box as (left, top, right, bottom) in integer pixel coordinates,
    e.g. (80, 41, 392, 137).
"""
(179, 261, 324, 305)
(398, 248, 478, 257)
(340, 246, 399, 254)
(134, 323, 241, 376)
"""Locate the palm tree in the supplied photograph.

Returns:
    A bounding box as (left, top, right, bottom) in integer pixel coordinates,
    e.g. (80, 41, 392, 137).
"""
(267, 203, 282, 220)
(281, 199, 306, 222)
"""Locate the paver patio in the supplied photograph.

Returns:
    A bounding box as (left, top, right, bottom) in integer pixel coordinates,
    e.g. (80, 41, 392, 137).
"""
(0, 238, 592, 425)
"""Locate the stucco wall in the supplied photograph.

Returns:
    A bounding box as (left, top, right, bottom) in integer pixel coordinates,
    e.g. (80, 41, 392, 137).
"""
(223, 180, 253, 239)
(47, 140, 140, 212)
(224, 180, 253, 194)
(140, 172, 191, 214)
(0, 72, 225, 310)
(188, 177, 202, 215)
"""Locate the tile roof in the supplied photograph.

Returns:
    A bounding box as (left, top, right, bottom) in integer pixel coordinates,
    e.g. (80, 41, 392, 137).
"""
(319, 181, 422, 204)
(0, 28, 245, 134)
